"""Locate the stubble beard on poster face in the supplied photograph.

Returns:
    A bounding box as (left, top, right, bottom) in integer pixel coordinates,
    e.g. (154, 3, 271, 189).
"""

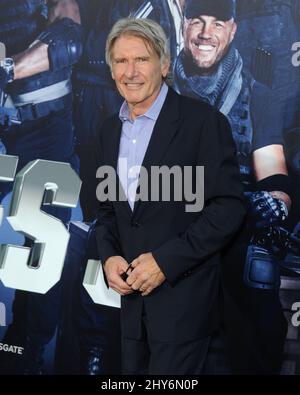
(185, 44, 231, 76)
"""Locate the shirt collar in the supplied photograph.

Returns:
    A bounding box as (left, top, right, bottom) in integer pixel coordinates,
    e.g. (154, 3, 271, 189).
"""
(119, 82, 169, 122)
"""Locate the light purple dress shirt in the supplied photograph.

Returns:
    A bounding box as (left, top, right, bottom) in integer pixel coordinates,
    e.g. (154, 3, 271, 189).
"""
(118, 83, 169, 210)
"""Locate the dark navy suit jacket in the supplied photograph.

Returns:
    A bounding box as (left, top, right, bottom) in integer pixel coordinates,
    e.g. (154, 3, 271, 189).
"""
(95, 88, 245, 343)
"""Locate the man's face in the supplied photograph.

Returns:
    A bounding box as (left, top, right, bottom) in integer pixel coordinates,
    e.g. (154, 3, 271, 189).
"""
(111, 34, 170, 114)
(183, 15, 237, 71)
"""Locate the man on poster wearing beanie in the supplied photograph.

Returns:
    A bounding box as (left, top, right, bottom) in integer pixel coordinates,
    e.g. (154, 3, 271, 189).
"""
(174, 0, 291, 375)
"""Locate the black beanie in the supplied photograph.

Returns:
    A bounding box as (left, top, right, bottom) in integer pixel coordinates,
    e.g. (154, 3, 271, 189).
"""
(184, 0, 236, 21)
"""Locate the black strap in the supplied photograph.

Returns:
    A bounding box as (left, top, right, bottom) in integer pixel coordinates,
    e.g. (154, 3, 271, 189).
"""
(18, 93, 71, 122)
(256, 174, 293, 198)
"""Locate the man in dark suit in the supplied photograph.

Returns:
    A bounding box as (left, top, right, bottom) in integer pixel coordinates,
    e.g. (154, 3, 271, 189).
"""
(95, 17, 245, 374)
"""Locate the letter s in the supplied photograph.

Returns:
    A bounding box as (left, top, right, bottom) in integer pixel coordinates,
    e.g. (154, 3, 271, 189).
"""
(0, 160, 81, 294)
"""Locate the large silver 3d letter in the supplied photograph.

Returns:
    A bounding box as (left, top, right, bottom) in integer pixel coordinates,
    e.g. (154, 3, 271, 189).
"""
(83, 260, 121, 308)
(0, 155, 18, 225)
(0, 160, 81, 293)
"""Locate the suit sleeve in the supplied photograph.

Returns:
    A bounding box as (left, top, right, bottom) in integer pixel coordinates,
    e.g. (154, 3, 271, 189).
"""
(94, 123, 123, 265)
(152, 109, 246, 285)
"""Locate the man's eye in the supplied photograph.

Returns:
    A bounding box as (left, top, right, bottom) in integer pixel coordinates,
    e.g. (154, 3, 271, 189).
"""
(136, 58, 147, 62)
(215, 22, 224, 28)
(115, 59, 126, 64)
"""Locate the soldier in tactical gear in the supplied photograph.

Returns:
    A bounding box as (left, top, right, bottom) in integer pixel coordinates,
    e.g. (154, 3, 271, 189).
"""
(0, 0, 83, 374)
(173, 0, 291, 374)
(234, 0, 300, 176)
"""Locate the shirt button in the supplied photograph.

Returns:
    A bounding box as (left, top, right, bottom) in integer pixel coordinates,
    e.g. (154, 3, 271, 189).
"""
(132, 139, 137, 144)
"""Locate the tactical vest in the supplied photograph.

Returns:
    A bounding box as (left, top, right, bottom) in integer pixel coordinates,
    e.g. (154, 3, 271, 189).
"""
(0, 0, 46, 55)
(0, 0, 70, 96)
(76, 28, 113, 88)
(75, 0, 112, 87)
(226, 72, 255, 187)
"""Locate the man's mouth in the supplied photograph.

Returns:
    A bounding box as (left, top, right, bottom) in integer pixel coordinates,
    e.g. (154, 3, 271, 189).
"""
(124, 82, 144, 89)
(193, 43, 216, 52)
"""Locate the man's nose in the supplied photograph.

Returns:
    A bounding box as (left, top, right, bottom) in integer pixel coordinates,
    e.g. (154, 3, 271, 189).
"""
(199, 22, 213, 39)
(125, 61, 138, 79)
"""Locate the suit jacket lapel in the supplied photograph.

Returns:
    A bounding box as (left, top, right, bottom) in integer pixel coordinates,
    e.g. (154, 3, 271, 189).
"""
(132, 88, 181, 217)
(107, 116, 133, 218)
(107, 116, 122, 170)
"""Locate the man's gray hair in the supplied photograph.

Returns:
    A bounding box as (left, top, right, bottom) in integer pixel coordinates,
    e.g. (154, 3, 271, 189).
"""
(105, 17, 170, 69)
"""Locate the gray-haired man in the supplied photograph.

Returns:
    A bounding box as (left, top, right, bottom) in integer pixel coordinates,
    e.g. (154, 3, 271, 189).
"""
(95, 17, 245, 374)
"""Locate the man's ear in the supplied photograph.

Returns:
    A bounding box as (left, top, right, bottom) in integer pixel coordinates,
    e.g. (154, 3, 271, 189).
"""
(161, 58, 170, 79)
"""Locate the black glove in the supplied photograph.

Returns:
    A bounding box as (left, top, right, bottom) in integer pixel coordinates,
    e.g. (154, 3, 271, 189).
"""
(245, 191, 288, 228)
(0, 66, 8, 92)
